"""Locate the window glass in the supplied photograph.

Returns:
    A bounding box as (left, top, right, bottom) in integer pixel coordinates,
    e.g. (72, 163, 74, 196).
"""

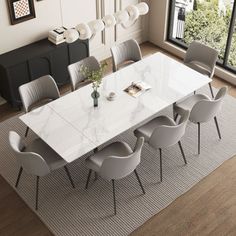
(168, 0, 236, 72)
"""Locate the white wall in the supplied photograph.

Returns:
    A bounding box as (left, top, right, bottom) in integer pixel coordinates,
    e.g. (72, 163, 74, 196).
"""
(148, 0, 236, 85)
(0, 0, 62, 54)
(0, 0, 149, 60)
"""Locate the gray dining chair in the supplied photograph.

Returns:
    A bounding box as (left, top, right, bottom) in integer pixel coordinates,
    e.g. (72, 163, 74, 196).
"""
(68, 56, 100, 91)
(9, 131, 75, 211)
(134, 107, 190, 182)
(184, 41, 218, 98)
(174, 86, 228, 154)
(85, 137, 145, 215)
(110, 39, 142, 72)
(19, 75, 60, 137)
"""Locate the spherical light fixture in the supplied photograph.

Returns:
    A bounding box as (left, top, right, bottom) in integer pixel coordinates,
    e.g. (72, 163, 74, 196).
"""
(135, 2, 149, 15)
(75, 23, 92, 40)
(63, 29, 79, 43)
(126, 5, 140, 22)
(88, 19, 105, 34)
(114, 10, 129, 24)
(63, 2, 149, 44)
(102, 14, 116, 28)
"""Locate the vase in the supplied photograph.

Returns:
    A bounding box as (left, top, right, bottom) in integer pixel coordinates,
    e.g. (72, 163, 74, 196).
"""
(91, 90, 100, 107)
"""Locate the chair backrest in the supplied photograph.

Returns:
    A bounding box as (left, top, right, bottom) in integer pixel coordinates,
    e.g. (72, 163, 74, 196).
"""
(99, 137, 144, 180)
(190, 86, 228, 123)
(19, 75, 60, 113)
(110, 39, 142, 72)
(149, 109, 190, 149)
(9, 131, 51, 176)
(184, 41, 218, 77)
(68, 56, 100, 91)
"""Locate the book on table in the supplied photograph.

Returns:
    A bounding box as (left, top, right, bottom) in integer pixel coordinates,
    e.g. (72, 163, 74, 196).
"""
(124, 81, 151, 98)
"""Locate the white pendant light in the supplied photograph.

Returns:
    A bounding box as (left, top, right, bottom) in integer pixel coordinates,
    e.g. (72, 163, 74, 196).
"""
(75, 23, 92, 40)
(88, 19, 105, 35)
(126, 5, 140, 22)
(135, 2, 149, 15)
(102, 15, 116, 28)
(121, 5, 139, 29)
(122, 3, 149, 29)
(63, 29, 79, 43)
(63, 2, 149, 44)
(114, 10, 129, 24)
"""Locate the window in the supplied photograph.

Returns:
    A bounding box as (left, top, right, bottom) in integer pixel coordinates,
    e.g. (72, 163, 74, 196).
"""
(168, 0, 236, 73)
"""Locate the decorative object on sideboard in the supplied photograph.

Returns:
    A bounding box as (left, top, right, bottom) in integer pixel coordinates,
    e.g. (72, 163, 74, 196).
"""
(48, 27, 67, 45)
(63, 2, 149, 43)
(7, 0, 36, 25)
(80, 62, 107, 107)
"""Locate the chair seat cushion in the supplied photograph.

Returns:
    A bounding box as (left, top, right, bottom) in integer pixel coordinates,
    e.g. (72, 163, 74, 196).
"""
(85, 142, 133, 172)
(25, 139, 67, 171)
(134, 116, 176, 142)
(185, 61, 211, 77)
(175, 94, 211, 111)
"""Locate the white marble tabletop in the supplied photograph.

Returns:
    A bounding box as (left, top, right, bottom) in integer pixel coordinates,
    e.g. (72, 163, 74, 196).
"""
(20, 52, 211, 163)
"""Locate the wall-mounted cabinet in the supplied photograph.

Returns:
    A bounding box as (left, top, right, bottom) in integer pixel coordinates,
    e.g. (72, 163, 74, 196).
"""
(0, 39, 89, 107)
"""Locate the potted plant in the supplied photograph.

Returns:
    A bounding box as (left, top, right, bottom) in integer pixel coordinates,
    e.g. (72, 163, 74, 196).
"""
(80, 61, 107, 107)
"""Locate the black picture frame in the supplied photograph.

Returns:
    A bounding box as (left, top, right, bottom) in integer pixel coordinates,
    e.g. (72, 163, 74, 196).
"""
(7, 0, 36, 25)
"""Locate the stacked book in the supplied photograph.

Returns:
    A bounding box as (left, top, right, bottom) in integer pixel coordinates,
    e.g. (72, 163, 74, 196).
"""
(48, 27, 67, 45)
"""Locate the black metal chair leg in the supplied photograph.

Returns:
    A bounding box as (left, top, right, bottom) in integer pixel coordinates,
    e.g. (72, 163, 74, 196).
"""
(64, 166, 75, 188)
(159, 149, 163, 182)
(209, 82, 214, 98)
(85, 169, 92, 189)
(214, 116, 222, 139)
(25, 127, 29, 137)
(112, 179, 116, 215)
(15, 167, 23, 188)
(198, 122, 201, 155)
(35, 176, 39, 211)
(134, 169, 145, 194)
(178, 141, 187, 164)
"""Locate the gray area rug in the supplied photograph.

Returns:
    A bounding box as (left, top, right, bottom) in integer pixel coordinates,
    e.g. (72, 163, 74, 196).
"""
(0, 86, 236, 236)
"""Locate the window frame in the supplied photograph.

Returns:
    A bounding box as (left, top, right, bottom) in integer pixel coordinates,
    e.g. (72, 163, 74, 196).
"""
(167, 0, 236, 74)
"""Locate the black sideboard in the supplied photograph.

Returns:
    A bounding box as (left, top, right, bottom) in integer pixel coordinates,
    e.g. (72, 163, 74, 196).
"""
(0, 39, 89, 107)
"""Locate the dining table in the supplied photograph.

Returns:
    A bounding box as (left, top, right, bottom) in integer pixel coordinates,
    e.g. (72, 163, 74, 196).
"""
(19, 52, 212, 163)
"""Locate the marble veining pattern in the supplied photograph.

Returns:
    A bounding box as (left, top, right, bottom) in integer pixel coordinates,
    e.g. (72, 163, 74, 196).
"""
(20, 53, 211, 163)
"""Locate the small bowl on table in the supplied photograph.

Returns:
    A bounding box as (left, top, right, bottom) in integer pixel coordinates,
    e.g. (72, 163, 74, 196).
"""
(107, 92, 116, 101)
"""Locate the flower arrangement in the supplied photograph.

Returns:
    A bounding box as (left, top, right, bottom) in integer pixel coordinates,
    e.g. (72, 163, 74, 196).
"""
(80, 61, 107, 92)
(80, 61, 107, 107)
